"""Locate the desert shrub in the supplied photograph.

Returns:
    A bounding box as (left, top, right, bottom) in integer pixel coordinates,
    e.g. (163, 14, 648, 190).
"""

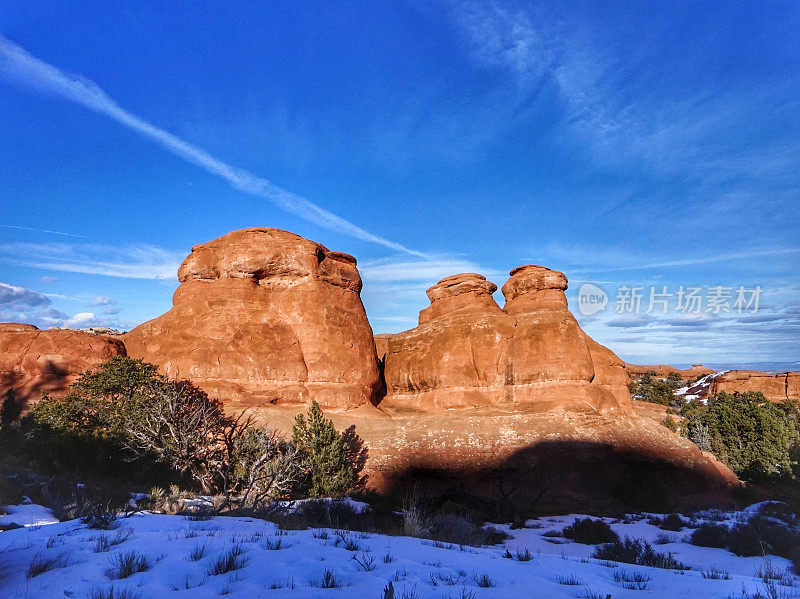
(0, 391, 21, 429)
(591, 537, 687, 570)
(20, 357, 311, 500)
(690, 523, 730, 548)
(208, 546, 247, 576)
(88, 588, 141, 599)
(228, 427, 303, 508)
(27, 552, 70, 578)
(729, 515, 800, 558)
(106, 551, 150, 579)
(681, 392, 800, 480)
(629, 371, 686, 407)
(292, 401, 364, 498)
(650, 513, 685, 531)
(562, 518, 619, 545)
(661, 415, 679, 432)
(790, 546, 800, 575)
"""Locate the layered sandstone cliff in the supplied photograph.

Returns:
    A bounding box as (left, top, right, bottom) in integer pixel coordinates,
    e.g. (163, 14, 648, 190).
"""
(708, 370, 800, 402)
(0, 323, 126, 405)
(123, 228, 380, 411)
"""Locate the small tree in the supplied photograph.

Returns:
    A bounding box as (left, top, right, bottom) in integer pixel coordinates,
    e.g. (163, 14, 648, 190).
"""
(229, 428, 304, 508)
(1, 391, 22, 429)
(121, 380, 245, 493)
(292, 401, 358, 498)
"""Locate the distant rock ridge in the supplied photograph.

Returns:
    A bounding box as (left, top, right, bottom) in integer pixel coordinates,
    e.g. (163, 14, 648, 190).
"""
(709, 370, 800, 402)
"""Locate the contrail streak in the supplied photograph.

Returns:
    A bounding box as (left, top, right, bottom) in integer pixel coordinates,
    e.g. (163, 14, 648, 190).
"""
(0, 224, 86, 238)
(0, 35, 424, 257)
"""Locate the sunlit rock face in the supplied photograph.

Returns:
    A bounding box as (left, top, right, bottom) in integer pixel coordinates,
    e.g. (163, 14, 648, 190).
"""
(0, 324, 126, 405)
(709, 370, 800, 402)
(381, 266, 630, 414)
(123, 228, 380, 410)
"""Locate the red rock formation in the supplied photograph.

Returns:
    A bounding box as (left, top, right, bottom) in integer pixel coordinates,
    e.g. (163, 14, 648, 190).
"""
(123, 228, 380, 411)
(0, 324, 126, 405)
(382, 267, 628, 414)
(625, 363, 714, 380)
(708, 370, 800, 402)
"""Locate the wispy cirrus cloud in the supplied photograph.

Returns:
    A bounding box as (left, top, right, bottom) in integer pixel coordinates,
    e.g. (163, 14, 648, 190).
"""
(0, 224, 86, 238)
(542, 242, 800, 275)
(449, 2, 800, 182)
(0, 35, 422, 257)
(0, 242, 184, 279)
(360, 255, 502, 332)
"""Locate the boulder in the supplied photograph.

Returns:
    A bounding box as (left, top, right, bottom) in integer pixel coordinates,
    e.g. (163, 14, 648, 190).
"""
(0, 325, 126, 405)
(123, 228, 380, 411)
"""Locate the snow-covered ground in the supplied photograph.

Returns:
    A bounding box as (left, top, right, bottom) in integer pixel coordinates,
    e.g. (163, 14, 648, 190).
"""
(0, 504, 797, 598)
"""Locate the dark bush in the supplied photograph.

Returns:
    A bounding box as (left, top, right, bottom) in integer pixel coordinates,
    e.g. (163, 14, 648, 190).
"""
(651, 513, 685, 531)
(729, 515, 800, 558)
(562, 518, 620, 545)
(591, 537, 687, 570)
(689, 523, 730, 548)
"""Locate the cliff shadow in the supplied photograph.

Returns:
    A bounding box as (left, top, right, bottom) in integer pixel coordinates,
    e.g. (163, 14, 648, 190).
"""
(377, 439, 737, 518)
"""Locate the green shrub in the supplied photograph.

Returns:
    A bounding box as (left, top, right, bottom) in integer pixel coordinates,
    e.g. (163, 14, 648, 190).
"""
(292, 401, 363, 498)
(661, 415, 679, 432)
(628, 371, 686, 407)
(562, 518, 619, 545)
(681, 392, 800, 480)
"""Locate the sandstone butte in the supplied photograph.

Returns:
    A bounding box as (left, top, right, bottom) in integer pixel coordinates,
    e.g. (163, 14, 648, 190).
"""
(0, 228, 747, 509)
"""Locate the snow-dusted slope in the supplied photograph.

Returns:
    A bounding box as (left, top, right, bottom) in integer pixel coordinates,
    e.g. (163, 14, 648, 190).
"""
(674, 370, 729, 402)
(1, 506, 797, 598)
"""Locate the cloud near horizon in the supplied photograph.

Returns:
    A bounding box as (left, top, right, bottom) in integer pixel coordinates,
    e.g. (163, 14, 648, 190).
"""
(0, 281, 124, 329)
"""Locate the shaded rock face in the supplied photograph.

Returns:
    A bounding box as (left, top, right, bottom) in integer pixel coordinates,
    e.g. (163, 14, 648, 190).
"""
(709, 370, 800, 402)
(381, 266, 630, 414)
(123, 228, 380, 410)
(0, 325, 126, 405)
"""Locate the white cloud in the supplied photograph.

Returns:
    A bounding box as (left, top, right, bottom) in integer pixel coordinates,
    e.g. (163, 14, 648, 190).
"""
(65, 312, 96, 327)
(0, 242, 184, 279)
(0, 35, 422, 257)
(91, 296, 117, 306)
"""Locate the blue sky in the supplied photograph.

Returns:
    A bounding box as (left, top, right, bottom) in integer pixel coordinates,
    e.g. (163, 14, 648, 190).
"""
(1, 1, 798, 366)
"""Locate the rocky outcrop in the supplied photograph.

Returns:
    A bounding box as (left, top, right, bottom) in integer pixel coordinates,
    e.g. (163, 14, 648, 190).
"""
(381, 266, 628, 414)
(123, 228, 380, 411)
(708, 370, 800, 402)
(0, 324, 126, 405)
(0, 229, 740, 510)
(625, 363, 714, 380)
